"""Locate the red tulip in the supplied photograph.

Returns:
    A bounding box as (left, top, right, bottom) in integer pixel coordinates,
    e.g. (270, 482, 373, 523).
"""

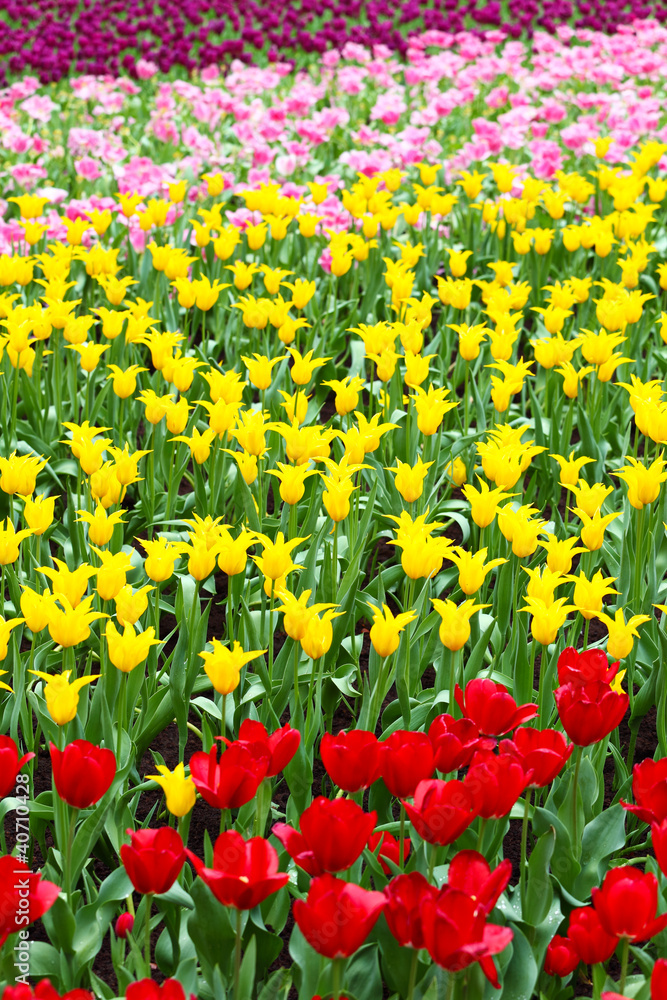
(0, 736, 34, 798)
(187, 830, 288, 909)
(557, 646, 619, 686)
(652, 959, 667, 999)
(273, 796, 376, 874)
(464, 753, 531, 819)
(120, 827, 185, 896)
(320, 729, 380, 792)
(591, 867, 667, 942)
(293, 874, 386, 958)
(544, 935, 579, 977)
(1, 982, 92, 1000)
(230, 719, 300, 777)
(383, 872, 437, 949)
(380, 730, 434, 797)
(189, 742, 268, 809)
(447, 851, 512, 915)
(402, 779, 479, 846)
(500, 727, 573, 787)
(601, 994, 630, 1000)
(367, 830, 406, 874)
(428, 714, 494, 773)
(0, 856, 59, 947)
(567, 906, 619, 964)
(420, 887, 513, 987)
(126, 981, 192, 1000)
(115, 913, 134, 939)
(621, 758, 667, 824)
(554, 681, 628, 747)
(650, 819, 667, 877)
(454, 679, 538, 736)
(50, 740, 116, 809)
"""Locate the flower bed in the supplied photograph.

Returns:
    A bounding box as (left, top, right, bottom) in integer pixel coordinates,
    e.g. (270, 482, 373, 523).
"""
(2, 19, 667, 1000)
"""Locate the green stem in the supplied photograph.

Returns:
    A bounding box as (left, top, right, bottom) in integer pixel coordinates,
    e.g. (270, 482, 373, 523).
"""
(619, 936, 630, 994)
(519, 788, 532, 915)
(399, 802, 406, 868)
(571, 745, 583, 851)
(144, 894, 153, 976)
(117, 672, 126, 762)
(427, 842, 437, 883)
(233, 907, 243, 1000)
(332, 957, 343, 1000)
(332, 523, 338, 602)
(407, 950, 419, 1000)
(65, 808, 77, 906)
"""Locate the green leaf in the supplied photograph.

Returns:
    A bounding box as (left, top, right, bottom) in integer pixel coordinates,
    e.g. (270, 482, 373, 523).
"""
(523, 827, 556, 926)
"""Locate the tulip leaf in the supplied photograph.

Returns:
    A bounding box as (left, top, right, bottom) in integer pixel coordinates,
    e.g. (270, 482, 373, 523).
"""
(500, 922, 539, 999)
(187, 879, 235, 983)
(345, 941, 383, 1000)
(523, 827, 556, 926)
(573, 804, 626, 900)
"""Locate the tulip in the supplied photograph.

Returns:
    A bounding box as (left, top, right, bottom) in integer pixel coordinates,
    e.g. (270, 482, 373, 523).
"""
(455, 678, 538, 736)
(0, 856, 59, 947)
(19, 587, 55, 633)
(1, 980, 93, 1000)
(431, 598, 489, 651)
(0, 519, 33, 564)
(420, 886, 513, 987)
(447, 850, 512, 914)
(596, 608, 651, 659)
(464, 753, 532, 819)
(650, 818, 667, 877)
(0, 616, 25, 660)
(293, 874, 386, 959)
(652, 959, 667, 999)
(557, 646, 619, 686)
(554, 680, 628, 746)
(50, 741, 116, 809)
(148, 763, 196, 817)
(403, 779, 479, 845)
(105, 622, 160, 672)
(21, 494, 56, 535)
(380, 730, 435, 797)
(125, 982, 189, 1000)
(91, 549, 134, 602)
(187, 830, 288, 909)
(273, 796, 376, 874)
(320, 729, 380, 792)
(544, 935, 579, 977)
(367, 604, 417, 658)
(300, 608, 340, 660)
(115, 584, 154, 626)
(189, 742, 268, 809)
(428, 714, 493, 773)
(46, 595, 108, 647)
(115, 913, 134, 939)
(621, 758, 667, 824)
(120, 827, 185, 896)
(30, 670, 100, 726)
(231, 719, 300, 777)
(592, 867, 667, 942)
(199, 640, 266, 695)
(367, 830, 406, 873)
(462, 477, 517, 528)
(500, 727, 573, 787)
(383, 872, 437, 949)
(0, 735, 34, 797)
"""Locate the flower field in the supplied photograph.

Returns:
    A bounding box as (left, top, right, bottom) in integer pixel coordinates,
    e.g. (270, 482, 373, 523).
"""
(5, 11, 667, 1000)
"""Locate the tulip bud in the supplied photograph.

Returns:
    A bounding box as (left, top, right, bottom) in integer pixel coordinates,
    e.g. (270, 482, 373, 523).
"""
(115, 912, 134, 938)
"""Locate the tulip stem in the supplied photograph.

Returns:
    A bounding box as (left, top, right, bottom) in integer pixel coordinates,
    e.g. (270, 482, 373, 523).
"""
(331, 524, 338, 603)
(332, 957, 343, 1000)
(475, 818, 487, 853)
(427, 842, 437, 883)
(399, 802, 406, 868)
(65, 808, 77, 907)
(144, 893, 153, 976)
(463, 362, 470, 435)
(571, 745, 583, 851)
(519, 788, 532, 915)
(268, 584, 275, 685)
(407, 950, 419, 1000)
(117, 673, 127, 762)
(619, 936, 630, 994)
(233, 907, 243, 1000)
